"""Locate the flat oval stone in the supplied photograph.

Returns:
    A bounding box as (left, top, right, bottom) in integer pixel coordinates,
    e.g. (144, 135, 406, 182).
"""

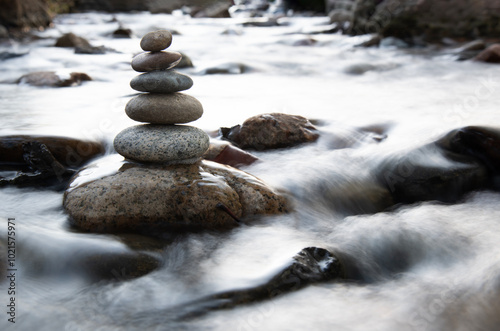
(113, 124, 210, 163)
(140, 30, 172, 52)
(131, 51, 182, 72)
(125, 93, 203, 124)
(130, 70, 193, 93)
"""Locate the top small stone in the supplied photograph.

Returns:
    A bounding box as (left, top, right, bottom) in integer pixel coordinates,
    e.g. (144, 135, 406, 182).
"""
(140, 30, 173, 52)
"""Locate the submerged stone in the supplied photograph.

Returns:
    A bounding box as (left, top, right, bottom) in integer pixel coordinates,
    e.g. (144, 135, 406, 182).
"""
(130, 70, 193, 93)
(113, 124, 209, 164)
(377, 142, 488, 204)
(63, 155, 289, 233)
(125, 93, 202, 124)
(437, 126, 500, 174)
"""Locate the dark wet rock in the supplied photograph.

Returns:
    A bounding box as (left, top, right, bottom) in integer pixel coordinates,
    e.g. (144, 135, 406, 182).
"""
(74, 45, 108, 55)
(0, 135, 105, 168)
(473, 44, 500, 64)
(0, 24, 8, 39)
(192, 2, 231, 18)
(0, 141, 76, 189)
(0, 136, 104, 189)
(17, 71, 92, 87)
(197, 62, 253, 75)
(284, 0, 325, 13)
(222, 113, 319, 150)
(0, 51, 28, 61)
(140, 30, 172, 52)
(177, 52, 194, 68)
(0, 0, 52, 31)
(63, 156, 289, 233)
(55, 33, 92, 48)
(437, 126, 500, 175)
(113, 233, 169, 252)
(131, 51, 182, 72)
(292, 36, 317, 47)
(203, 141, 259, 168)
(380, 37, 409, 48)
(112, 27, 133, 38)
(377, 141, 489, 204)
(356, 34, 382, 47)
(173, 247, 342, 318)
(80, 251, 160, 282)
(343, 62, 400, 75)
(130, 70, 193, 93)
(241, 18, 280, 27)
(114, 124, 209, 163)
(346, 0, 500, 40)
(455, 39, 487, 61)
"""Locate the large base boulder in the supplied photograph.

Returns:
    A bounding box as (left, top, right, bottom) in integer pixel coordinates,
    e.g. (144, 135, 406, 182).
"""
(64, 155, 289, 233)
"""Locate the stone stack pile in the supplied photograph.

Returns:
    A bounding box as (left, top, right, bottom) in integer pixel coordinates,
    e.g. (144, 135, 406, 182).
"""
(114, 30, 209, 164)
(63, 31, 289, 234)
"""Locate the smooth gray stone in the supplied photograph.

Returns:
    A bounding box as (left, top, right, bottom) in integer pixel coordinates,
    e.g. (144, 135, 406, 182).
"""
(113, 124, 210, 163)
(140, 30, 173, 52)
(125, 93, 202, 124)
(130, 70, 193, 93)
(131, 51, 182, 72)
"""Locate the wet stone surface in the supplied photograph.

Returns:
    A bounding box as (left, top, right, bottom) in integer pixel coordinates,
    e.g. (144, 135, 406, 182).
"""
(63, 156, 289, 233)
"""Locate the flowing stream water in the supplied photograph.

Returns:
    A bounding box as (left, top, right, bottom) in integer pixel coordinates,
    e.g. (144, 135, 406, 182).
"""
(1, 10, 500, 331)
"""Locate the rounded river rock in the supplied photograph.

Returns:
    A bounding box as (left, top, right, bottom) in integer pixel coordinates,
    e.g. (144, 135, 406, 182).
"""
(113, 124, 210, 164)
(131, 51, 182, 72)
(125, 93, 203, 124)
(130, 70, 193, 93)
(63, 156, 289, 233)
(140, 30, 173, 52)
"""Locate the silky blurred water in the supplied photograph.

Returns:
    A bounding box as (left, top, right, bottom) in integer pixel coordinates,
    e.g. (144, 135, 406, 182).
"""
(1, 11, 500, 331)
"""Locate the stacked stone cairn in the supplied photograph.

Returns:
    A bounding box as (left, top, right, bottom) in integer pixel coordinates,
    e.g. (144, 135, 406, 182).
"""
(63, 30, 289, 234)
(114, 30, 209, 164)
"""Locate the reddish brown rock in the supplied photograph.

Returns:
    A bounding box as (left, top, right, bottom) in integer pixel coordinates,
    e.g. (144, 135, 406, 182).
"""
(131, 51, 182, 72)
(473, 44, 500, 64)
(55, 33, 91, 48)
(222, 113, 319, 150)
(204, 141, 259, 168)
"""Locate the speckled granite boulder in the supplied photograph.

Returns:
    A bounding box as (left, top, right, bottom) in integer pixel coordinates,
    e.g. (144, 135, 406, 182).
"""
(63, 155, 289, 233)
(130, 70, 193, 93)
(113, 124, 209, 164)
(125, 93, 202, 124)
(131, 51, 182, 72)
